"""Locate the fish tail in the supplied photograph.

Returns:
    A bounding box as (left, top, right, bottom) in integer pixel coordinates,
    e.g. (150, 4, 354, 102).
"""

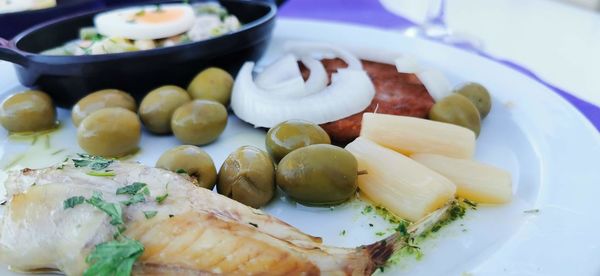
(361, 203, 454, 274)
(362, 232, 403, 274)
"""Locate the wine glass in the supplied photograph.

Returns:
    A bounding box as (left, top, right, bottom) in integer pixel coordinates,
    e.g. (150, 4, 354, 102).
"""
(382, 0, 483, 50)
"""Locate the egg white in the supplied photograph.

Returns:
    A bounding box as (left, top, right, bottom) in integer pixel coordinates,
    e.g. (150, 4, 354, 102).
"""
(94, 4, 195, 40)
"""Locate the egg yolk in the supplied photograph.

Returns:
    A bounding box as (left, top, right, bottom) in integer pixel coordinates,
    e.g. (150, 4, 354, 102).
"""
(134, 9, 184, 24)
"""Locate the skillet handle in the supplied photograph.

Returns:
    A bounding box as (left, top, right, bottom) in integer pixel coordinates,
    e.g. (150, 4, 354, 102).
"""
(0, 38, 28, 67)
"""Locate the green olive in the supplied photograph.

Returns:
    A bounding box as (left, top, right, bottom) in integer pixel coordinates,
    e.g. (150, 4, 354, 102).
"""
(217, 146, 275, 208)
(77, 107, 141, 157)
(171, 100, 228, 145)
(455, 82, 492, 119)
(266, 120, 331, 163)
(187, 67, 233, 106)
(72, 89, 136, 127)
(139, 85, 191, 134)
(0, 90, 57, 133)
(429, 94, 481, 136)
(276, 144, 358, 206)
(156, 145, 217, 189)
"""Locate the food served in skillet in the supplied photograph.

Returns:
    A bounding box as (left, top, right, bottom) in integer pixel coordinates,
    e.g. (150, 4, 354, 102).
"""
(42, 2, 241, 55)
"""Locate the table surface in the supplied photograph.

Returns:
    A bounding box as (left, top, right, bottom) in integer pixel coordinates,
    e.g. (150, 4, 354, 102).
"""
(279, 0, 600, 128)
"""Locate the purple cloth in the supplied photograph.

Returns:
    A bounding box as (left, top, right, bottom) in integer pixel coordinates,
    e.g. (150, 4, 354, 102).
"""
(279, 0, 600, 131)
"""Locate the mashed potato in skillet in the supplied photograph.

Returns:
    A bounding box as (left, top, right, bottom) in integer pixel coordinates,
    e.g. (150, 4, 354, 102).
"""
(42, 3, 241, 55)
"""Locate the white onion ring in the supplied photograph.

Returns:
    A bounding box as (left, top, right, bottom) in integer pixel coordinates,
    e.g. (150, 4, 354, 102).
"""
(231, 62, 375, 128)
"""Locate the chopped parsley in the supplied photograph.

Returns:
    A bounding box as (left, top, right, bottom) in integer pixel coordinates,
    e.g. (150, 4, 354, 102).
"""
(395, 222, 408, 237)
(84, 237, 144, 276)
(116, 183, 148, 196)
(86, 192, 124, 226)
(361, 205, 373, 215)
(340, 230, 347, 236)
(121, 193, 146, 206)
(249, 222, 258, 228)
(143, 211, 158, 219)
(73, 154, 113, 171)
(175, 168, 187, 174)
(64, 196, 86, 209)
(168, 214, 174, 218)
(524, 209, 540, 214)
(375, 232, 386, 236)
(155, 183, 169, 204)
(87, 171, 116, 177)
(117, 183, 149, 206)
(155, 193, 168, 204)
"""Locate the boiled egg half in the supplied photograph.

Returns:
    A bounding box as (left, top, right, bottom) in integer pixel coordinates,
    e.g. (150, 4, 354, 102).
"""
(94, 4, 195, 40)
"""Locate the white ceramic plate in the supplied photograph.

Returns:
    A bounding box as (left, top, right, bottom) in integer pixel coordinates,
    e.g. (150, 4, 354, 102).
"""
(0, 19, 599, 276)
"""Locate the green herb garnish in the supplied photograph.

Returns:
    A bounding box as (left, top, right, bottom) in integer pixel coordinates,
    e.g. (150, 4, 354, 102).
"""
(249, 222, 258, 228)
(143, 211, 158, 219)
(155, 193, 168, 204)
(64, 196, 85, 209)
(121, 193, 146, 206)
(395, 219, 409, 237)
(524, 209, 540, 214)
(73, 154, 113, 171)
(116, 183, 148, 196)
(155, 184, 169, 204)
(87, 171, 116, 177)
(361, 205, 373, 215)
(84, 237, 144, 276)
(175, 168, 187, 174)
(86, 192, 124, 226)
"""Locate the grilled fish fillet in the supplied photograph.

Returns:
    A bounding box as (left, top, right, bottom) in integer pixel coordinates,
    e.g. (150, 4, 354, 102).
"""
(0, 158, 447, 275)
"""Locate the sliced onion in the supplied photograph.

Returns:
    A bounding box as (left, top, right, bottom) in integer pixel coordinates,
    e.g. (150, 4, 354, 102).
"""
(231, 62, 375, 128)
(342, 44, 451, 101)
(255, 54, 302, 89)
(416, 68, 452, 102)
(395, 55, 422, 74)
(300, 57, 328, 95)
(284, 41, 363, 70)
(255, 54, 306, 97)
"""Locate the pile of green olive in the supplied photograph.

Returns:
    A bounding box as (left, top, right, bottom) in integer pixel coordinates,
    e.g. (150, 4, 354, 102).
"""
(70, 67, 233, 157)
(429, 82, 492, 136)
(212, 120, 358, 208)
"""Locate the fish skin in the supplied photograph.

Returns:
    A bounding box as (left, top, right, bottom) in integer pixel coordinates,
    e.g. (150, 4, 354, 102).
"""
(0, 159, 393, 275)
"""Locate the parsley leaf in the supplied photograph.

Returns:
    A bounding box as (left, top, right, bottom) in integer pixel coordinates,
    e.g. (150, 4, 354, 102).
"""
(73, 154, 113, 171)
(155, 193, 168, 204)
(64, 196, 85, 209)
(143, 211, 158, 219)
(86, 192, 124, 226)
(87, 171, 116, 177)
(116, 183, 147, 196)
(121, 193, 146, 206)
(84, 237, 144, 276)
(155, 184, 169, 204)
(175, 168, 187, 174)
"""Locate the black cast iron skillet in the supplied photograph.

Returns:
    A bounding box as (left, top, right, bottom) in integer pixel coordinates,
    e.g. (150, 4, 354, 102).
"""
(0, 0, 277, 107)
